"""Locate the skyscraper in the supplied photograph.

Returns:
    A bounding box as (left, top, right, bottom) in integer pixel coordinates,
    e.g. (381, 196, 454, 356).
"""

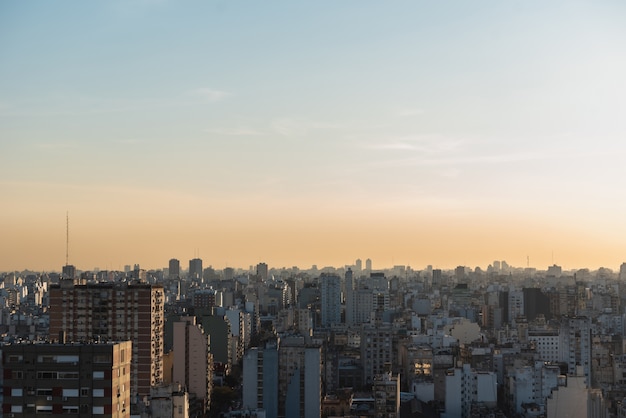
(189, 258, 203, 280)
(256, 262, 269, 282)
(49, 280, 164, 400)
(168, 258, 180, 279)
(320, 273, 341, 327)
(365, 258, 372, 271)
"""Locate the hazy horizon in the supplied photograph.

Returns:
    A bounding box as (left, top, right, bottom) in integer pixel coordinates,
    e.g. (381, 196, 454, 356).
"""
(2, 1, 626, 273)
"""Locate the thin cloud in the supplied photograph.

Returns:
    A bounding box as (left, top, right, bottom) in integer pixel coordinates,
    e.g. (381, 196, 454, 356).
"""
(192, 88, 230, 102)
(397, 108, 425, 117)
(205, 128, 263, 136)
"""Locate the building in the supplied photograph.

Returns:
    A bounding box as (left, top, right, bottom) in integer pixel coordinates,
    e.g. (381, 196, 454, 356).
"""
(192, 289, 217, 310)
(243, 341, 279, 417)
(373, 372, 400, 418)
(147, 384, 189, 418)
(49, 280, 164, 400)
(560, 316, 592, 386)
(443, 364, 497, 418)
(320, 274, 341, 327)
(279, 336, 321, 418)
(172, 317, 213, 414)
(188, 259, 203, 281)
(256, 263, 268, 282)
(168, 259, 180, 279)
(1, 341, 131, 417)
(361, 322, 394, 386)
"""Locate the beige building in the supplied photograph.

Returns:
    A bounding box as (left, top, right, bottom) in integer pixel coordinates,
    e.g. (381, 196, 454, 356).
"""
(49, 280, 165, 400)
(172, 316, 213, 414)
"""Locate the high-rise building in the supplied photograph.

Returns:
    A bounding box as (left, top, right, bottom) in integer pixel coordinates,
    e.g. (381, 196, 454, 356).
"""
(320, 274, 341, 327)
(355, 259, 362, 272)
(62, 264, 76, 279)
(344, 269, 355, 325)
(279, 336, 322, 418)
(560, 316, 592, 386)
(432, 269, 442, 287)
(1, 340, 132, 417)
(365, 258, 372, 271)
(243, 341, 279, 417)
(256, 262, 269, 282)
(172, 317, 213, 414)
(169, 259, 180, 279)
(49, 280, 164, 400)
(361, 322, 394, 386)
(188, 258, 203, 280)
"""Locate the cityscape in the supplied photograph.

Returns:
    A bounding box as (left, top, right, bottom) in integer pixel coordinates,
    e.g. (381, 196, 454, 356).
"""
(3, 1, 626, 417)
(2, 259, 626, 417)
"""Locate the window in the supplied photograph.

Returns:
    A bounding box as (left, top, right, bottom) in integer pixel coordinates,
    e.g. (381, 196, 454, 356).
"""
(37, 371, 58, 379)
(11, 370, 23, 379)
(58, 372, 79, 379)
(11, 388, 23, 397)
(11, 405, 23, 413)
(93, 371, 104, 379)
(93, 406, 105, 414)
(62, 389, 79, 397)
(81, 388, 89, 396)
(36, 405, 53, 414)
(36, 389, 53, 396)
(93, 389, 104, 397)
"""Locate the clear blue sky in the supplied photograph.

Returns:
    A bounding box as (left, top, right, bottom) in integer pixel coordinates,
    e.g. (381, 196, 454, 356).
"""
(2, 1, 626, 271)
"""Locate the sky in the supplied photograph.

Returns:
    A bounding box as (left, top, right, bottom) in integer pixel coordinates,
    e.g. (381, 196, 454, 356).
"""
(1, 1, 626, 273)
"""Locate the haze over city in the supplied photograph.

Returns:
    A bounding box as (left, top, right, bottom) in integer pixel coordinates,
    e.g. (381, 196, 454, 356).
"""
(2, 1, 626, 272)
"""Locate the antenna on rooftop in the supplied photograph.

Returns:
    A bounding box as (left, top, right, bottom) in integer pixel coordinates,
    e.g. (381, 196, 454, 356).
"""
(66, 211, 69, 266)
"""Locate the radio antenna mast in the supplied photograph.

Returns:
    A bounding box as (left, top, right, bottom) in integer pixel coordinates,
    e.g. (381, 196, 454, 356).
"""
(66, 211, 69, 266)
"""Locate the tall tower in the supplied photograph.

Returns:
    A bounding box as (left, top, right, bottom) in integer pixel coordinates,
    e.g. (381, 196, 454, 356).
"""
(320, 274, 341, 327)
(355, 259, 362, 272)
(49, 281, 165, 400)
(189, 258, 203, 280)
(256, 262, 269, 282)
(344, 268, 354, 325)
(169, 258, 180, 279)
(365, 258, 372, 272)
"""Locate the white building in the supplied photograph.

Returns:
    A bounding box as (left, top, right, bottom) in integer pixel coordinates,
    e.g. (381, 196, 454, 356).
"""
(443, 364, 497, 418)
(560, 316, 592, 386)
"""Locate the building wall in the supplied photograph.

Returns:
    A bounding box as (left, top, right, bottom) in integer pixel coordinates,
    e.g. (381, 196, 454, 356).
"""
(1, 341, 131, 418)
(49, 281, 164, 399)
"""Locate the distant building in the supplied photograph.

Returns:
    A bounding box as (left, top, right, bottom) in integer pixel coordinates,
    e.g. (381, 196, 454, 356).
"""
(188, 258, 203, 280)
(373, 372, 400, 418)
(62, 264, 76, 279)
(256, 263, 269, 282)
(168, 259, 180, 279)
(443, 364, 497, 418)
(1, 341, 132, 417)
(361, 322, 394, 386)
(320, 274, 341, 327)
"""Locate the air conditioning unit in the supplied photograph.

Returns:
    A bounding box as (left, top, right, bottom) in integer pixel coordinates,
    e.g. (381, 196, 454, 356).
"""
(63, 396, 68, 401)
(46, 396, 53, 401)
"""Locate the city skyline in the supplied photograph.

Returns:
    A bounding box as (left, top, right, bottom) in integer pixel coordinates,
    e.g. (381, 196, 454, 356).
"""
(2, 1, 626, 272)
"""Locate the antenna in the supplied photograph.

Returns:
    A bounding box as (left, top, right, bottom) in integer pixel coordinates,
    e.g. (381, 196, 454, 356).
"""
(66, 211, 69, 266)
